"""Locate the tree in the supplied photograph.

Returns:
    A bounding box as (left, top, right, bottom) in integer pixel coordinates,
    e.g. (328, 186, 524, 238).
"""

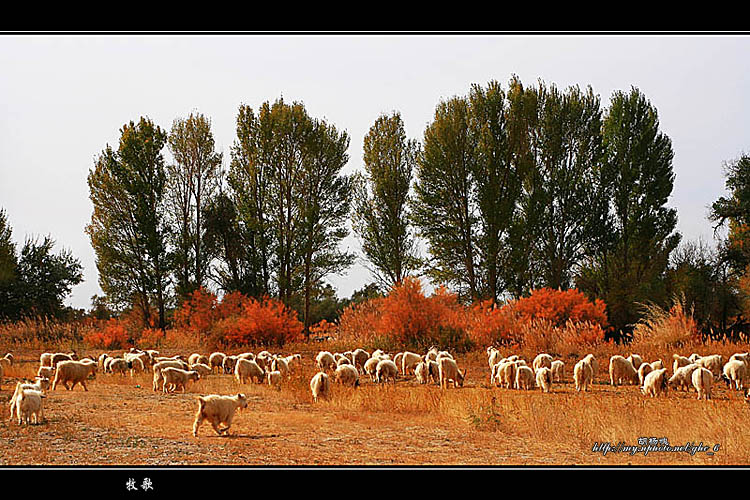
(166, 112, 223, 300)
(578, 87, 680, 332)
(352, 112, 421, 288)
(86, 117, 172, 328)
(709, 153, 750, 271)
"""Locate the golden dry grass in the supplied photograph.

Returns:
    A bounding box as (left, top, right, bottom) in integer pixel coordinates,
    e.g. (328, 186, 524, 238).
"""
(1, 341, 749, 466)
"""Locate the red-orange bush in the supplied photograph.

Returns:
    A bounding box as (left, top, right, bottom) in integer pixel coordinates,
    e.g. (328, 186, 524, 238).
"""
(511, 288, 608, 328)
(215, 296, 303, 348)
(175, 287, 219, 334)
(83, 318, 131, 349)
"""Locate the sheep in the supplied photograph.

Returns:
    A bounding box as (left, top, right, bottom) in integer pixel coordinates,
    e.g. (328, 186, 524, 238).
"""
(266, 370, 282, 389)
(515, 365, 535, 390)
(9, 378, 49, 421)
(535, 367, 553, 393)
(152, 360, 190, 391)
(487, 347, 502, 370)
(638, 363, 654, 386)
(125, 350, 151, 369)
(532, 353, 553, 372)
(14, 387, 45, 425)
(336, 356, 353, 368)
(364, 357, 381, 382)
(436, 351, 454, 363)
(350, 349, 369, 372)
(51, 351, 78, 367)
(424, 346, 439, 363)
(255, 353, 272, 371)
(438, 357, 466, 389)
(335, 364, 359, 387)
(52, 360, 97, 391)
(310, 371, 331, 403)
(609, 355, 639, 386)
(497, 360, 523, 389)
(161, 367, 201, 394)
(668, 363, 700, 392)
(209, 352, 227, 373)
(97, 353, 110, 370)
(192, 393, 248, 437)
(271, 357, 291, 378)
(415, 361, 429, 385)
(642, 368, 669, 398)
(692, 367, 714, 400)
(673, 354, 692, 374)
(689, 353, 702, 363)
(425, 359, 440, 385)
(695, 354, 723, 380)
(283, 353, 303, 372)
(222, 355, 239, 375)
(550, 360, 564, 382)
(729, 352, 750, 367)
(129, 357, 146, 377)
(316, 351, 336, 372)
(393, 352, 404, 373)
(37, 365, 55, 380)
(234, 358, 265, 385)
(190, 363, 213, 377)
(574, 358, 593, 392)
(582, 354, 598, 380)
(401, 351, 423, 377)
(722, 359, 747, 391)
(108, 358, 133, 375)
(627, 354, 643, 370)
(376, 359, 399, 384)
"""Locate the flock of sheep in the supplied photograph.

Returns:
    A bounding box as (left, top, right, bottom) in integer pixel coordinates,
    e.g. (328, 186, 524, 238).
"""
(487, 346, 750, 402)
(3, 343, 749, 438)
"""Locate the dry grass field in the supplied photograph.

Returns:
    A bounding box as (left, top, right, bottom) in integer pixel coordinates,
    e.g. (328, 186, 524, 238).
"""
(2, 342, 750, 467)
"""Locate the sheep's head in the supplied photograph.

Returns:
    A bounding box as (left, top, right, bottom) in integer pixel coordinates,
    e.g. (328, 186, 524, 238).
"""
(458, 369, 466, 387)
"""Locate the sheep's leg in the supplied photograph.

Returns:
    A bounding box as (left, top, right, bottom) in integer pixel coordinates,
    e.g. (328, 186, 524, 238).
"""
(192, 415, 203, 437)
(211, 421, 223, 436)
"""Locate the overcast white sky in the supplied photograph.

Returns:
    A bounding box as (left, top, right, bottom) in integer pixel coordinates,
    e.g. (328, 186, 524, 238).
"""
(1, 33, 748, 310)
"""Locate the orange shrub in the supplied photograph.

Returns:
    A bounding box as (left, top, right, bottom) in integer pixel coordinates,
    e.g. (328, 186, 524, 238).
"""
(511, 288, 608, 328)
(138, 327, 166, 348)
(83, 318, 131, 349)
(175, 287, 219, 334)
(215, 296, 303, 348)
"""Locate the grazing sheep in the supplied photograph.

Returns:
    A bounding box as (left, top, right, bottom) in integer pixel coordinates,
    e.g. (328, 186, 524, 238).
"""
(498, 360, 522, 389)
(638, 363, 654, 386)
(310, 372, 331, 403)
(424, 346, 439, 363)
(393, 353, 404, 373)
(673, 354, 692, 374)
(695, 354, 723, 380)
(350, 349, 369, 372)
(236, 352, 256, 361)
(209, 352, 227, 373)
(271, 357, 290, 378)
(642, 368, 669, 398)
(316, 351, 336, 372)
(609, 355, 639, 386)
(415, 361, 429, 384)
(283, 354, 303, 372)
(37, 366, 55, 380)
(52, 360, 97, 391)
(668, 363, 700, 392)
(582, 354, 598, 380)
(161, 367, 201, 394)
(627, 354, 643, 370)
(14, 387, 45, 425)
(535, 367, 553, 393)
(336, 356, 353, 367)
(532, 353, 553, 372)
(574, 359, 593, 392)
(692, 367, 714, 400)
(234, 358, 265, 385)
(722, 359, 747, 391)
(192, 393, 248, 437)
(515, 365, 535, 390)
(438, 357, 466, 389)
(401, 351, 423, 376)
(364, 357, 381, 382)
(335, 364, 359, 387)
(266, 370, 282, 389)
(222, 355, 239, 375)
(108, 358, 133, 375)
(376, 359, 399, 384)
(550, 360, 564, 382)
(190, 363, 213, 377)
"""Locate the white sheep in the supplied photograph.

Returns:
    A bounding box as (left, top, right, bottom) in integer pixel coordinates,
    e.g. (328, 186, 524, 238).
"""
(271, 357, 290, 378)
(161, 367, 201, 394)
(376, 359, 399, 384)
(641, 368, 669, 398)
(52, 360, 97, 391)
(627, 354, 643, 370)
(574, 358, 593, 392)
(487, 347, 502, 370)
(364, 357, 381, 381)
(532, 353, 553, 372)
(9, 378, 49, 421)
(235, 358, 265, 384)
(550, 360, 564, 382)
(722, 359, 747, 391)
(695, 354, 723, 380)
(498, 360, 522, 389)
(582, 353, 598, 380)
(638, 363, 654, 386)
(535, 367, 553, 393)
(266, 370, 282, 389)
(192, 393, 248, 436)
(152, 360, 190, 391)
(190, 363, 213, 377)
(401, 351, 423, 376)
(335, 364, 359, 387)
(672, 354, 692, 374)
(415, 361, 429, 385)
(350, 349, 369, 372)
(15, 387, 45, 425)
(310, 371, 331, 403)
(209, 352, 227, 373)
(222, 355, 239, 375)
(692, 367, 713, 400)
(609, 355, 639, 386)
(438, 357, 466, 389)
(316, 351, 336, 372)
(515, 365, 535, 390)
(668, 363, 700, 392)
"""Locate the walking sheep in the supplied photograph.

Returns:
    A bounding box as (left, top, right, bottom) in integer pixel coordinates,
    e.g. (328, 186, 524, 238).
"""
(161, 368, 201, 394)
(574, 358, 593, 392)
(692, 367, 714, 400)
(52, 360, 97, 391)
(192, 393, 248, 437)
(310, 371, 331, 403)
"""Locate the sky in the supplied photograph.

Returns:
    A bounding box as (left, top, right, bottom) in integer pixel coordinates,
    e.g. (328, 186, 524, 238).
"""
(1, 33, 748, 310)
